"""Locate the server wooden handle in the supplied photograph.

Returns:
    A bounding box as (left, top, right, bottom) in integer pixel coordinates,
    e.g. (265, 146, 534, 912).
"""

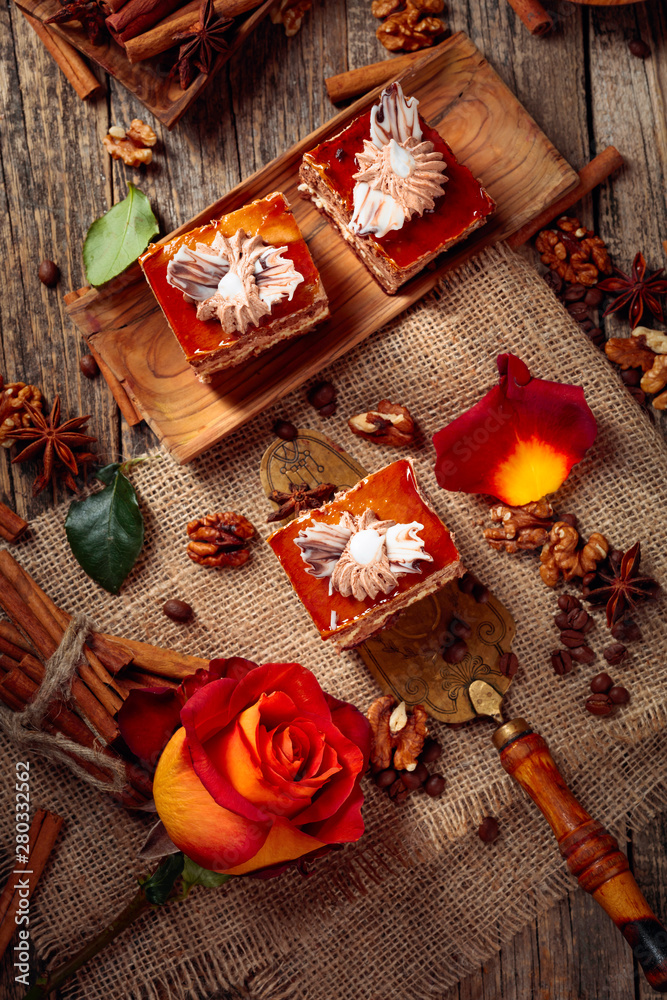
(494, 719, 667, 993)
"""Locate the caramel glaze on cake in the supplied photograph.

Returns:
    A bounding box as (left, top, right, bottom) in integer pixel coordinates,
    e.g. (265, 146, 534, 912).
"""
(299, 104, 495, 295)
(140, 193, 329, 381)
(268, 459, 462, 650)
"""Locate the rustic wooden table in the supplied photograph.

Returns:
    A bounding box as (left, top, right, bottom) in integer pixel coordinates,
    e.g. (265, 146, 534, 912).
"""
(1, 0, 667, 997)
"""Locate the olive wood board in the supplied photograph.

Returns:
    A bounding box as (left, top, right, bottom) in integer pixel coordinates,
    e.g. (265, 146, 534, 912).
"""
(12, 0, 273, 129)
(65, 32, 578, 464)
(259, 429, 516, 723)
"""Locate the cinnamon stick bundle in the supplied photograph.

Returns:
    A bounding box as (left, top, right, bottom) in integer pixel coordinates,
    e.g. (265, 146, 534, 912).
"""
(0, 809, 63, 962)
(124, 0, 263, 62)
(106, 0, 188, 43)
(325, 49, 426, 104)
(19, 9, 104, 101)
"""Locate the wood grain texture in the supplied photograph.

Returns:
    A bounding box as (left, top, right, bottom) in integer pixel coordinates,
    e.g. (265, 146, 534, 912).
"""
(12, 0, 274, 128)
(66, 33, 578, 463)
(2, 1, 667, 996)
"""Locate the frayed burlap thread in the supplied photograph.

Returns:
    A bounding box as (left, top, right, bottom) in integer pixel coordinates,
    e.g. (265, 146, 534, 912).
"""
(1, 243, 666, 1000)
(0, 612, 126, 792)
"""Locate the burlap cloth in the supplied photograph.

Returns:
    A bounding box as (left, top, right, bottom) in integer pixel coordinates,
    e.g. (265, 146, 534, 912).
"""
(1, 243, 667, 1000)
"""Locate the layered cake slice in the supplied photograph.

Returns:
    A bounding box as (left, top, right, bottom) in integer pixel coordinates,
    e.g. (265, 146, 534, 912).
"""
(268, 459, 462, 650)
(139, 192, 329, 381)
(299, 82, 495, 294)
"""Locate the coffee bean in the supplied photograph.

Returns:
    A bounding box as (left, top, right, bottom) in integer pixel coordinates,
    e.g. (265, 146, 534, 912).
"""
(388, 778, 409, 803)
(620, 368, 642, 387)
(569, 645, 595, 664)
(566, 301, 590, 321)
(444, 638, 468, 664)
(414, 762, 429, 784)
(584, 287, 604, 308)
(38, 259, 60, 286)
(578, 318, 596, 333)
(450, 617, 472, 639)
(586, 327, 605, 349)
(162, 599, 193, 623)
(629, 38, 650, 58)
(401, 769, 423, 790)
(307, 381, 336, 409)
(609, 685, 630, 705)
(274, 420, 298, 441)
(472, 582, 490, 604)
(79, 353, 100, 379)
(551, 649, 573, 675)
(628, 386, 647, 406)
(585, 693, 615, 716)
(563, 283, 586, 302)
(419, 738, 442, 764)
(554, 612, 570, 630)
(478, 816, 499, 843)
(559, 513, 578, 529)
(499, 651, 519, 678)
(568, 609, 590, 631)
(375, 768, 397, 789)
(558, 594, 582, 613)
(318, 401, 337, 417)
(560, 628, 587, 648)
(590, 672, 613, 694)
(544, 271, 564, 294)
(611, 619, 642, 644)
(604, 642, 628, 666)
(581, 615, 595, 634)
(424, 774, 446, 798)
(458, 572, 476, 595)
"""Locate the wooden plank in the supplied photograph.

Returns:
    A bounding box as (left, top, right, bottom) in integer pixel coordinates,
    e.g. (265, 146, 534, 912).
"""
(634, 812, 667, 999)
(65, 33, 578, 463)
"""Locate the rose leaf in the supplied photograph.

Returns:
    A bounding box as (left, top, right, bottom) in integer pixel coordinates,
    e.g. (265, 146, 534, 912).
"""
(182, 855, 231, 893)
(141, 853, 185, 906)
(65, 466, 144, 595)
(83, 183, 159, 287)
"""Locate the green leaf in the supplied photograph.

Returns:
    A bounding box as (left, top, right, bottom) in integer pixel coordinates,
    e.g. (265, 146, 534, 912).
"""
(83, 184, 159, 287)
(95, 462, 121, 486)
(65, 468, 145, 594)
(181, 856, 232, 894)
(142, 854, 185, 906)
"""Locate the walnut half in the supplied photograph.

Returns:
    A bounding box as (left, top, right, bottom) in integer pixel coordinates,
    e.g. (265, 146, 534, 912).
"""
(540, 522, 609, 588)
(376, 0, 445, 51)
(367, 694, 428, 771)
(103, 119, 157, 168)
(348, 399, 415, 446)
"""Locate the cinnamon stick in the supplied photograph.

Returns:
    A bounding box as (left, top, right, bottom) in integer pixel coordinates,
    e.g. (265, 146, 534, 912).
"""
(325, 49, 425, 104)
(101, 633, 210, 678)
(106, 0, 187, 43)
(124, 0, 263, 62)
(0, 621, 35, 655)
(0, 809, 63, 962)
(85, 343, 143, 427)
(19, 10, 104, 100)
(0, 501, 28, 543)
(507, 147, 624, 249)
(504, 0, 552, 36)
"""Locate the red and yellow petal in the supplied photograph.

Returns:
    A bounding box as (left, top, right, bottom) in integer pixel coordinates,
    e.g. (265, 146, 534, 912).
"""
(154, 727, 271, 873)
(223, 817, 327, 876)
(433, 354, 597, 506)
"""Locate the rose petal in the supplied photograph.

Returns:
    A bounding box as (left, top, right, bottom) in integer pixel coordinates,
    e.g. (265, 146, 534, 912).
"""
(303, 780, 366, 845)
(117, 687, 182, 766)
(154, 728, 271, 872)
(433, 354, 597, 506)
(208, 656, 260, 682)
(289, 711, 364, 827)
(222, 816, 326, 876)
(326, 694, 372, 770)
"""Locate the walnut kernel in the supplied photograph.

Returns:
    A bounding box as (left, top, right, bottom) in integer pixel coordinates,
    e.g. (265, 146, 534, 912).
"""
(103, 118, 157, 167)
(367, 695, 428, 771)
(186, 511, 254, 568)
(0, 378, 43, 448)
(641, 354, 667, 395)
(376, 1, 445, 51)
(540, 522, 609, 588)
(348, 399, 415, 446)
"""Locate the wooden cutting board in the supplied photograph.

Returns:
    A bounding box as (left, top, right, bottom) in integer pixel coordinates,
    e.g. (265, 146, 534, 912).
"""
(65, 32, 578, 464)
(12, 0, 272, 129)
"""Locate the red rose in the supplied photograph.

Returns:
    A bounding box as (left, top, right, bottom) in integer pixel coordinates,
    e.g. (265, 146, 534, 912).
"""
(119, 658, 371, 875)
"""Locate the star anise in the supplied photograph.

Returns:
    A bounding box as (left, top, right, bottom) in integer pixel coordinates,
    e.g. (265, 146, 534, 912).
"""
(267, 482, 337, 523)
(45, 0, 107, 45)
(10, 398, 97, 499)
(598, 252, 667, 330)
(171, 0, 232, 90)
(582, 542, 661, 626)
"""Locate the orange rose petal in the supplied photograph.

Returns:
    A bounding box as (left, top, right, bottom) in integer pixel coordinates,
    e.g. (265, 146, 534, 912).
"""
(223, 816, 326, 876)
(154, 728, 270, 873)
(433, 354, 597, 506)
